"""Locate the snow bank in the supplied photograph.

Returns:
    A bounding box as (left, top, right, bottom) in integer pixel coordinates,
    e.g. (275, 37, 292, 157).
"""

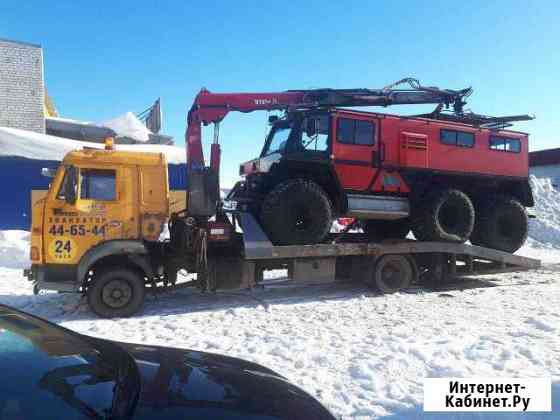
(527, 175, 560, 249)
(0, 126, 185, 164)
(100, 112, 152, 142)
(531, 163, 560, 188)
(0, 230, 29, 269)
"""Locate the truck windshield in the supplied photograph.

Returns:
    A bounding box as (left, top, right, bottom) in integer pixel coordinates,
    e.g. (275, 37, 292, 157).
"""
(263, 125, 291, 156)
(263, 114, 329, 156)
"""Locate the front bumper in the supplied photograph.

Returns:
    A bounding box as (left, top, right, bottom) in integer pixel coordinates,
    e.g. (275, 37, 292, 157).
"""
(23, 265, 80, 293)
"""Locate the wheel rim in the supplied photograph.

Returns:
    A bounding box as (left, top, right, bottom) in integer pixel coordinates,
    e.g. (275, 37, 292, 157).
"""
(375, 255, 413, 292)
(380, 261, 405, 289)
(293, 205, 311, 232)
(102, 279, 133, 309)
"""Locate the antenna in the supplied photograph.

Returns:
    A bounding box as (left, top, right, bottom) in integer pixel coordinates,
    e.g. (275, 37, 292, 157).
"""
(137, 98, 162, 133)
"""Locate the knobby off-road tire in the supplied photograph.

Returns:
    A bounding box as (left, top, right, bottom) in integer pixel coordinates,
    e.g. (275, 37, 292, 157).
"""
(412, 189, 475, 243)
(471, 195, 528, 253)
(363, 218, 410, 242)
(87, 268, 146, 318)
(260, 179, 333, 245)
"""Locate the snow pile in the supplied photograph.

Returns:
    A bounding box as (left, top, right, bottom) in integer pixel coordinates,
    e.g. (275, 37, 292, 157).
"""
(0, 230, 30, 269)
(527, 175, 560, 248)
(531, 164, 560, 188)
(0, 266, 558, 418)
(100, 112, 152, 142)
(0, 126, 185, 164)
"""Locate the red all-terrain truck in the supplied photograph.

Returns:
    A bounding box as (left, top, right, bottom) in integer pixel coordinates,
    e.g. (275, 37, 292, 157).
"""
(185, 78, 534, 253)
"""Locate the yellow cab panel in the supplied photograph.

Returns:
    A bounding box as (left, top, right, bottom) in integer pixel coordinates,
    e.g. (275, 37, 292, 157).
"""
(40, 148, 169, 267)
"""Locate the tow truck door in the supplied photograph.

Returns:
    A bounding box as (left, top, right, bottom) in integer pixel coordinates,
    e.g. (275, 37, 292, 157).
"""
(43, 165, 138, 266)
(332, 113, 379, 191)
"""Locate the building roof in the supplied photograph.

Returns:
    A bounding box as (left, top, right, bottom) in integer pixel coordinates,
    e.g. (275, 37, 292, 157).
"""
(0, 126, 186, 164)
(529, 148, 560, 167)
(0, 37, 41, 49)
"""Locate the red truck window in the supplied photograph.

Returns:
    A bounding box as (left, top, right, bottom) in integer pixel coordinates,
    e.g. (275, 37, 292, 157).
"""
(337, 118, 375, 145)
(440, 129, 475, 148)
(489, 135, 521, 153)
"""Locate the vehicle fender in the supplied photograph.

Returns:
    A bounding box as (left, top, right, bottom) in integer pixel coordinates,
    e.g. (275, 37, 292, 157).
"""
(77, 240, 153, 287)
(270, 159, 348, 214)
(327, 163, 348, 213)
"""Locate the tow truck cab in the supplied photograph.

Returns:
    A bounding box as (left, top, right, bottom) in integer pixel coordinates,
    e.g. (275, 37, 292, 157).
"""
(27, 146, 169, 290)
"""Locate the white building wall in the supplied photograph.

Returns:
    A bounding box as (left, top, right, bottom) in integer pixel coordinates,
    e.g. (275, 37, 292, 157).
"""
(0, 38, 45, 133)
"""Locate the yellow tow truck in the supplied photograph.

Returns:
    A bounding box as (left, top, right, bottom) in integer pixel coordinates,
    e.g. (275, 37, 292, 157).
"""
(26, 140, 177, 316)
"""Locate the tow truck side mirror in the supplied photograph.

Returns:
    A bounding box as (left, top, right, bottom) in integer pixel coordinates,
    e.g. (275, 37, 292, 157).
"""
(64, 166, 78, 205)
(41, 167, 57, 178)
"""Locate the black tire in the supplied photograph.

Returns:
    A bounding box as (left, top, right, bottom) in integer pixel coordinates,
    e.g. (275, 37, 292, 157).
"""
(260, 179, 333, 245)
(87, 268, 146, 318)
(412, 189, 475, 243)
(365, 254, 415, 293)
(471, 195, 528, 253)
(363, 218, 410, 242)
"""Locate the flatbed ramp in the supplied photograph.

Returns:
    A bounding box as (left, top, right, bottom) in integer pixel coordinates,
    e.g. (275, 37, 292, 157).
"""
(236, 212, 540, 284)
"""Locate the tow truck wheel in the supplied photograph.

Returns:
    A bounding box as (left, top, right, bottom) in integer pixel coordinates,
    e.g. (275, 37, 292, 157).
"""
(412, 188, 475, 243)
(363, 219, 410, 242)
(260, 178, 333, 245)
(87, 268, 146, 318)
(471, 195, 528, 253)
(367, 254, 415, 293)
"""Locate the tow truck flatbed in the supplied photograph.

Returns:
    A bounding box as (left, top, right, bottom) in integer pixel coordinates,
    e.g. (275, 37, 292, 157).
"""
(234, 213, 540, 285)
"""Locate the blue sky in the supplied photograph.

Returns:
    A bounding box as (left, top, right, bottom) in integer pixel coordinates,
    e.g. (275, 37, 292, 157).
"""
(1, 1, 559, 186)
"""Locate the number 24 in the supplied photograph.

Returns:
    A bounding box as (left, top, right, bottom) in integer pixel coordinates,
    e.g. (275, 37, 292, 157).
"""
(55, 240, 71, 254)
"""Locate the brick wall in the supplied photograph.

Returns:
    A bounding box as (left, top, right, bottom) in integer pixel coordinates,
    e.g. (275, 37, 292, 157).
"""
(0, 38, 45, 133)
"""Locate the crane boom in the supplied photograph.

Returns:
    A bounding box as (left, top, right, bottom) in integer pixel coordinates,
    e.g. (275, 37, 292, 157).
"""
(185, 78, 473, 174)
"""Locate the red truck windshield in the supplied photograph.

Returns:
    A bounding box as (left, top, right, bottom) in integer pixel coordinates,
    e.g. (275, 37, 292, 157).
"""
(263, 114, 329, 156)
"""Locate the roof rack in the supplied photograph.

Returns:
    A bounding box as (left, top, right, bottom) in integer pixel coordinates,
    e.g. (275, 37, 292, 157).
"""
(415, 108, 535, 129)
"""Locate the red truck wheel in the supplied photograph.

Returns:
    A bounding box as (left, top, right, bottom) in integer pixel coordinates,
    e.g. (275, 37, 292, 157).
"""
(412, 189, 475, 243)
(260, 178, 333, 245)
(471, 195, 528, 253)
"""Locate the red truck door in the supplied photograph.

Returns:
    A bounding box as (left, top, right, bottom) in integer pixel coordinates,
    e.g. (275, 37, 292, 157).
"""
(332, 114, 379, 191)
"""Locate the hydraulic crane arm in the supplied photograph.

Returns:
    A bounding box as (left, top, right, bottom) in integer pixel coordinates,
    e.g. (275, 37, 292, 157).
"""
(185, 78, 473, 173)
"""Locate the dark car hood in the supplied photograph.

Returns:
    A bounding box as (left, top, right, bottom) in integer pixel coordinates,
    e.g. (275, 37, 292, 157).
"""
(113, 341, 334, 420)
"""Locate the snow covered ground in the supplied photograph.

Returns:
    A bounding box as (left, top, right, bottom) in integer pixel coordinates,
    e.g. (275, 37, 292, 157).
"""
(0, 259, 558, 418)
(0, 175, 559, 418)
